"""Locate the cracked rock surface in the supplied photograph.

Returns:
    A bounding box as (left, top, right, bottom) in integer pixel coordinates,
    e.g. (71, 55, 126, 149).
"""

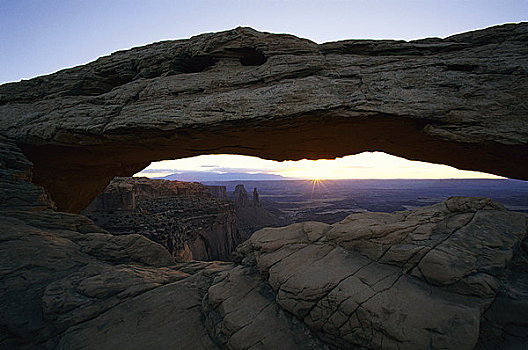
(0, 137, 229, 349)
(221, 200, 528, 349)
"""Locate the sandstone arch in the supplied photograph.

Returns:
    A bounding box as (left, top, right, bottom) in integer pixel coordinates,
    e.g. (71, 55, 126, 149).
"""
(1, 23, 527, 213)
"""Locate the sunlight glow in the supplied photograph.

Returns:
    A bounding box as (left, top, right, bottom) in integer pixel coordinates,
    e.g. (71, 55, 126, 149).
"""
(135, 152, 503, 180)
(309, 178, 330, 198)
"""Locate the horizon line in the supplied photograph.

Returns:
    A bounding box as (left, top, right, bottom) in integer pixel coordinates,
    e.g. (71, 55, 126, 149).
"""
(136, 176, 518, 182)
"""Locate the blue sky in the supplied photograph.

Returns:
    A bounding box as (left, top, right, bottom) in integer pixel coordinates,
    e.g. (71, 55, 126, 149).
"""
(1, 1, 525, 179)
(1, 0, 526, 84)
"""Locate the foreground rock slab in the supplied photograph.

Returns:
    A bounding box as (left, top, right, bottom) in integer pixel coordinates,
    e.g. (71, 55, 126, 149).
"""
(226, 198, 528, 349)
(1, 23, 527, 212)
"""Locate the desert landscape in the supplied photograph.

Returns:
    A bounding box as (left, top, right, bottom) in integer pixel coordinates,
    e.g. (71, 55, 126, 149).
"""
(1, 17, 527, 350)
(207, 178, 528, 223)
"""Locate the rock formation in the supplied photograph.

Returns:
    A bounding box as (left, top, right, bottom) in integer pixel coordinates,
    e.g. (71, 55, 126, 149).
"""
(232, 184, 249, 207)
(206, 185, 229, 200)
(0, 23, 527, 213)
(252, 187, 260, 207)
(230, 184, 290, 240)
(226, 197, 528, 349)
(1, 135, 527, 349)
(82, 177, 241, 261)
(1, 24, 528, 349)
(82, 179, 285, 260)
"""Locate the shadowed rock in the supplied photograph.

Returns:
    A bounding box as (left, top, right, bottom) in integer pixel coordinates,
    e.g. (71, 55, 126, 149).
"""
(1, 24, 528, 349)
(82, 177, 242, 261)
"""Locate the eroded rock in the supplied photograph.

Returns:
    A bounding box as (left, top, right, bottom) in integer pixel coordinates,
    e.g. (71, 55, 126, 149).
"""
(0, 24, 527, 212)
(0, 138, 230, 349)
(82, 176, 242, 261)
(222, 198, 528, 349)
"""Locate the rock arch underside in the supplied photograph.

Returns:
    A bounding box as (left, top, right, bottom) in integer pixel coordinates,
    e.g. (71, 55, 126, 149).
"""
(0, 23, 527, 349)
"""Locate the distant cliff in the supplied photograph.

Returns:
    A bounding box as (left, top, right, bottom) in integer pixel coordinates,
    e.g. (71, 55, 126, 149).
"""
(82, 177, 241, 261)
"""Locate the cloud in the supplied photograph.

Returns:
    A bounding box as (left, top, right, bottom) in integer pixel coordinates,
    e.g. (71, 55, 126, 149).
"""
(137, 167, 275, 175)
(137, 169, 178, 174)
(205, 167, 273, 174)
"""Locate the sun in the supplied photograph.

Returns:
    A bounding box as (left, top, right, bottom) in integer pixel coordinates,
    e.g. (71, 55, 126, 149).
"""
(308, 177, 328, 198)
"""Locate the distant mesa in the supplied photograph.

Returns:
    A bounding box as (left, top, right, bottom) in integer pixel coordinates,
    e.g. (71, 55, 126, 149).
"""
(158, 171, 288, 182)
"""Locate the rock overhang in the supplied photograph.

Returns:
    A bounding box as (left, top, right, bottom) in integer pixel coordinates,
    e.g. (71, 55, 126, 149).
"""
(0, 23, 527, 212)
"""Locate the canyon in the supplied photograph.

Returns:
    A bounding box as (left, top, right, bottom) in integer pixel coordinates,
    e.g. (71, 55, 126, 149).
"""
(0, 23, 527, 349)
(82, 177, 283, 261)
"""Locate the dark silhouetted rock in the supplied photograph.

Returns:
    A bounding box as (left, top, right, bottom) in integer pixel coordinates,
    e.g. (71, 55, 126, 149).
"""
(252, 187, 260, 207)
(230, 184, 289, 240)
(206, 185, 229, 200)
(233, 184, 249, 207)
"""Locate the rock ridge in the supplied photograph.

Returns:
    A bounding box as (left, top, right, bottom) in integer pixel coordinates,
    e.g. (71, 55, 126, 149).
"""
(224, 197, 528, 349)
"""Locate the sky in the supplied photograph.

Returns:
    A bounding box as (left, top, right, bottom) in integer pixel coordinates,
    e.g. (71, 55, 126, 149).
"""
(1, 0, 525, 180)
(138, 153, 503, 180)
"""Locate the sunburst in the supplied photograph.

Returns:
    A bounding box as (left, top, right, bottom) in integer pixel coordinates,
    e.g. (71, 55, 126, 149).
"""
(309, 177, 328, 198)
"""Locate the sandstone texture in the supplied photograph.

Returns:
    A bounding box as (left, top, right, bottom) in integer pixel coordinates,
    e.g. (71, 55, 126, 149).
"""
(0, 24, 527, 212)
(0, 137, 321, 348)
(82, 177, 242, 261)
(227, 197, 528, 349)
(82, 178, 285, 261)
(0, 137, 212, 348)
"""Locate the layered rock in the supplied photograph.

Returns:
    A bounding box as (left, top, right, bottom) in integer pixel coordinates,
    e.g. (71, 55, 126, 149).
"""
(0, 137, 222, 348)
(0, 137, 321, 348)
(1, 24, 527, 212)
(2, 23, 528, 349)
(82, 177, 242, 261)
(206, 185, 229, 200)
